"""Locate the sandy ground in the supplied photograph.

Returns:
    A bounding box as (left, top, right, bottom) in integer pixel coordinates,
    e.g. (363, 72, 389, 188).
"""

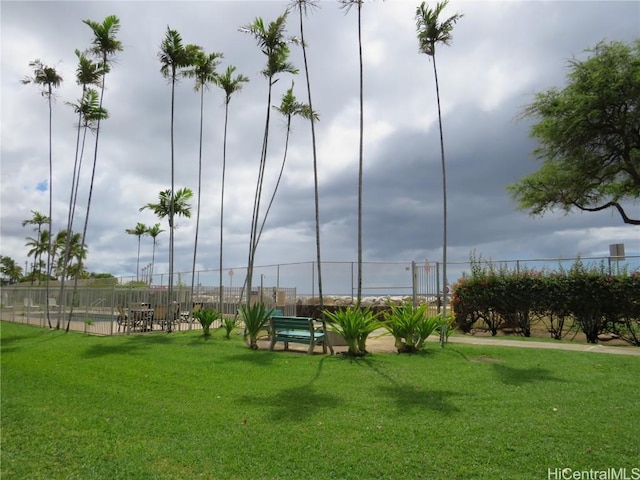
(258, 330, 640, 356)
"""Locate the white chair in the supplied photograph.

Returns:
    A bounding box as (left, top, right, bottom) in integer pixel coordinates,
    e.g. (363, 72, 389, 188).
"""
(23, 297, 40, 308)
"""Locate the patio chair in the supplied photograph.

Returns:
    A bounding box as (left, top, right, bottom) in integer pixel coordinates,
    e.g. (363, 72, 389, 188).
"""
(154, 302, 180, 330)
(116, 305, 128, 333)
(23, 297, 40, 309)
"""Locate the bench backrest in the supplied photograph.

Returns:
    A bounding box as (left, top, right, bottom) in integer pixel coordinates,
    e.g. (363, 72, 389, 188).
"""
(270, 316, 315, 331)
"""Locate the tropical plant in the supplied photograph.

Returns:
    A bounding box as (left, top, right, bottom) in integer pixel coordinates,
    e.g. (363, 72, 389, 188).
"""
(0, 256, 23, 285)
(416, 0, 463, 346)
(382, 302, 446, 353)
(192, 308, 221, 337)
(239, 302, 273, 349)
(239, 12, 298, 306)
(146, 223, 164, 283)
(125, 222, 148, 282)
(183, 49, 222, 307)
(291, 0, 324, 309)
(216, 65, 249, 311)
(257, 82, 317, 242)
(21, 210, 50, 283)
(158, 27, 202, 320)
(70, 15, 122, 332)
(221, 317, 238, 340)
(22, 59, 63, 326)
(338, 0, 366, 304)
(323, 306, 380, 356)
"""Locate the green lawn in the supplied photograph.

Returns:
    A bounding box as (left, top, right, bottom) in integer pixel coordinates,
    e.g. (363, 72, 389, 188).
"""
(2, 321, 639, 480)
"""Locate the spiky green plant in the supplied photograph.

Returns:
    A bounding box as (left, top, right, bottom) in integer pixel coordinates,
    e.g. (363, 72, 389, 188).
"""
(221, 317, 238, 340)
(239, 303, 273, 349)
(382, 302, 447, 353)
(192, 308, 221, 337)
(323, 306, 380, 356)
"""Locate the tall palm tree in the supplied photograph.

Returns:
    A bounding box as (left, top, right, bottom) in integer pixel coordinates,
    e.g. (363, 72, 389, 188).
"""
(291, 0, 324, 307)
(216, 65, 249, 310)
(21, 210, 50, 284)
(125, 222, 148, 282)
(79, 15, 122, 266)
(22, 59, 62, 326)
(339, 0, 365, 305)
(158, 27, 201, 314)
(25, 230, 50, 280)
(416, 0, 462, 346)
(146, 223, 165, 284)
(239, 12, 298, 305)
(257, 82, 318, 243)
(183, 50, 222, 305)
(140, 188, 193, 332)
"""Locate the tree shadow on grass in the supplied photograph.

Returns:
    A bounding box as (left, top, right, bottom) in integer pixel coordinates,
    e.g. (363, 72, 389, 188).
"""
(491, 363, 566, 386)
(81, 333, 172, 358)
(239, 384, 343, 423)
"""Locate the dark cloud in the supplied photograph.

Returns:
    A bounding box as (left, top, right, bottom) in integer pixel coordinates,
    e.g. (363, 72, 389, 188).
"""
(2, 0, 639, 285)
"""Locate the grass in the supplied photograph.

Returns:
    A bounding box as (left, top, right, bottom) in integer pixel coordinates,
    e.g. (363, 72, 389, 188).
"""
(2, 321, 639, 480)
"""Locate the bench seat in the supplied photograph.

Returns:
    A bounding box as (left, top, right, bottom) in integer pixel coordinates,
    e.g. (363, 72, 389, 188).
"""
(269, 316, 334, 355)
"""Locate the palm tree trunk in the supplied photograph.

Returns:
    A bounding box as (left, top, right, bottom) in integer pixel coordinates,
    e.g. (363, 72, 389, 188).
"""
(70, 55, 108, 332)
(219, 102, 230, 311)
(168, 70, 177, 332)
(246, 80, 274, 306)
(298, 3, 323, 309)
(256, 117, 292, 244)
(356, 2, 364, 305)
(191, 87, 205, 321)
(46, 84, 53, 328)
(432, 54, 448, 347)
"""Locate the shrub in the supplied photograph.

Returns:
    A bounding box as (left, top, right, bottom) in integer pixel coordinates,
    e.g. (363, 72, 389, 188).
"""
(382, 302, 445, 353)
(239, 303, 273, 349)
(192, 308, 221, 337)
(323, 306, 380, 356)
(221, 317, 238, 340)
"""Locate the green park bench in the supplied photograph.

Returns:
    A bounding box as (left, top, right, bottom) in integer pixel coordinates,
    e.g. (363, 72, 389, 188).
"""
(269, 316, 334, 355)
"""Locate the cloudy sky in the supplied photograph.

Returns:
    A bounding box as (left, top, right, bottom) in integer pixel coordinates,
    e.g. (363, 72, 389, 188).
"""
(1, 0, 639, 290)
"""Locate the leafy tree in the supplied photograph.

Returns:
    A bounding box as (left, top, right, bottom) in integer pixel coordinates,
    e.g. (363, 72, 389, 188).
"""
(183, 50, 222, 304)
(508, 40, 640, 226)
(21, 210, 50, 283)
(125, 222, 148, 282)
(22, 59, 63, 325)
(158, 27, 201, 315)
(291, 0, 324, 308)
(416, 0, 463, 346)
(146, 223, 165, 284)
(0, 256, 23, 285)
(216, 65, 249, 308)
(240, 12, 298, 305)
(338, 0, 365, 305)
(140, 188, 193, 331)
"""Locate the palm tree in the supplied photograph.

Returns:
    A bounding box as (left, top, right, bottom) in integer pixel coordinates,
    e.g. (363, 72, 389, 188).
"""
(291, 0, 324, 308)
(239, 12, 298, 305)
(22, 59, 62, 325)
(79, 15, 122, 267)
(140, 188, 193, 332)
(183, 50, 222, 305)
(125, 222, 148, 282)
(21, 210, 50, 284)
(339, 0, 365, 305)
(216, 65, 249, 310)
(0, 256, 23, 285)
(416, 0, 462, 346)
(25, 230, 50, 280)
(146, 223, 165, 284)
(158, 27, 201, 315)
(257, 82, 318, 243)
